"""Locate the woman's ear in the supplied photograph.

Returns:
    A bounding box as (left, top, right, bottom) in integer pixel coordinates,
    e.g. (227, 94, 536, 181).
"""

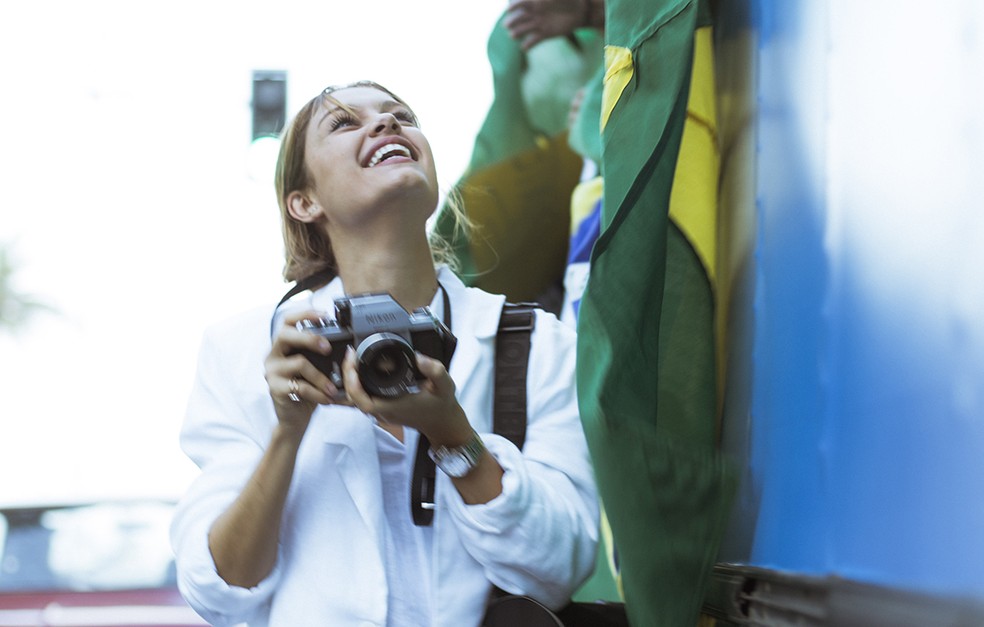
(287, 191, 324, 223)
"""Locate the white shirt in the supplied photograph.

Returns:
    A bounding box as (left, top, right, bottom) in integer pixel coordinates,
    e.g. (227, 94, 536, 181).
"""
(170, 268, 599, 627)
(374, 425, 432, 626)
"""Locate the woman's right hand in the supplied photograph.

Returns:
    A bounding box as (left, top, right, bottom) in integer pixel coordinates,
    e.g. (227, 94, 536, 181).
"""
(212, 308, 344, 589)
(264, 310, 345, 431)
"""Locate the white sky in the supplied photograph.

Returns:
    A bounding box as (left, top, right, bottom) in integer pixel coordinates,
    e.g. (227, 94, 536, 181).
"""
(0, 0, 506, 506)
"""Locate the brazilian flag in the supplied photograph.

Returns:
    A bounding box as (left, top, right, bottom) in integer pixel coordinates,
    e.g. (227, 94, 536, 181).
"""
(433, 14, 603, 302)
(576, 1, 736, 625)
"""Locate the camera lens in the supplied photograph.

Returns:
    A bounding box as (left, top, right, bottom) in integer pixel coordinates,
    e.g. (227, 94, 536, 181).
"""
(357, 333, 418, 397)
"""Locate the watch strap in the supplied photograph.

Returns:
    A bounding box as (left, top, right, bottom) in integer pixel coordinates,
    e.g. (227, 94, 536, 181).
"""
(429, 432, 486, 478)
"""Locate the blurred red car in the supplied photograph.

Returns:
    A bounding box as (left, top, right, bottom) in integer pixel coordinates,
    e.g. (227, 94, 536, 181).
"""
(0, 500, 209, 627)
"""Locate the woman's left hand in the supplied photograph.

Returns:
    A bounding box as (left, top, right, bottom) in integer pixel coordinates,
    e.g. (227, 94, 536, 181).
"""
(345, 346, 505, 502)
(341, 347, 474, 447)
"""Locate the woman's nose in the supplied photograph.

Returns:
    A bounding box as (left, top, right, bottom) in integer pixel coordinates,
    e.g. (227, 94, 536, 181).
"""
(370, 112, 401, 135)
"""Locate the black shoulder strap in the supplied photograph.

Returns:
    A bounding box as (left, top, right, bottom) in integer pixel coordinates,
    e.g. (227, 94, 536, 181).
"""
(411, 300, 536, 526)
(269, 267, 337, 338)
(493, 302, 536, 451)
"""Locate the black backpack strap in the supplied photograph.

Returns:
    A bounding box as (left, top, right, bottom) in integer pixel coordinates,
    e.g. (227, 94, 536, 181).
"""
(494, 302, 536, 450)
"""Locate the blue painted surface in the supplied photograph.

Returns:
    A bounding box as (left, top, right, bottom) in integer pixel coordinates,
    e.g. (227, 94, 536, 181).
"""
(721, 0, 984, 599)
(747, 0, 830, 574)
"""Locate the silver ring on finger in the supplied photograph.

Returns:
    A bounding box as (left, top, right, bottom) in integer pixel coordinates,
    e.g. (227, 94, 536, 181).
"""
(288, 377, 301, 403)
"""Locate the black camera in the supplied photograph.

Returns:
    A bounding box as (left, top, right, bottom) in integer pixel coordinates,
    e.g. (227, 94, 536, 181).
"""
(297, 293, 457, 398)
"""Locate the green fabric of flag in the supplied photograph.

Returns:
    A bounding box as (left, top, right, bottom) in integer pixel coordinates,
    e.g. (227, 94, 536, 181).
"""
(576, 1, 736, 625)
(433, 16, 601, 302)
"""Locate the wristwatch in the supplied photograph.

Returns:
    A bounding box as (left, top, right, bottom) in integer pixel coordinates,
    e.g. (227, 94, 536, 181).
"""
(429, 432, 486, 478)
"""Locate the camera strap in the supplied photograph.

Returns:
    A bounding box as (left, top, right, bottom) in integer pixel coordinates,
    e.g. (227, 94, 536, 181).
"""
(411, 298, 536, 526)
(269, 267, 337, 339)
(410, 284, 451, 526)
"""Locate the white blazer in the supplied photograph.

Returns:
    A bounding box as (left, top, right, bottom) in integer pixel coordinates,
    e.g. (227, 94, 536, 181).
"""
(170, 268, 599, 627)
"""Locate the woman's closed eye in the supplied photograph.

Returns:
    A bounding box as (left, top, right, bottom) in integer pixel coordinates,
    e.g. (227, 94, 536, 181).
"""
(328, 112, 359, 131)
(394, 109, 418, 126)
(328, 107, 416, 132)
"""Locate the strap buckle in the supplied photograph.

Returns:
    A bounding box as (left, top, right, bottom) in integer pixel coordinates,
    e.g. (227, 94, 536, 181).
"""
(499, 305, 537, 332)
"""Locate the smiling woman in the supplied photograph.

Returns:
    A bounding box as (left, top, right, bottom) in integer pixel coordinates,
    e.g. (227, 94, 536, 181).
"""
(168, 80, 599, 627)
(275, 81, 440, 284)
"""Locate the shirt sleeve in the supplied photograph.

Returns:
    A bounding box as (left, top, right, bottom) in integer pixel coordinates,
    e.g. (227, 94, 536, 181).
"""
(441, 311, 600, 610)
(169, 314, 283, 625)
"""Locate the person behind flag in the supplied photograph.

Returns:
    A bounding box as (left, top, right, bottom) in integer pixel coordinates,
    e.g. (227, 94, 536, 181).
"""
(169, 81, 598, 627)
(500, 0, 607, 327)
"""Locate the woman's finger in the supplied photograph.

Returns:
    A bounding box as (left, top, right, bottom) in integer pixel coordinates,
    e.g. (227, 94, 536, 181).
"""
(274, 325, 333, 360)
(342, 346, 375, 412)
(415, 352, 455, 398)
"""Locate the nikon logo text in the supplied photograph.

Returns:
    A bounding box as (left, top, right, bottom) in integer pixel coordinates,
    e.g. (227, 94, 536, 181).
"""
(366, 313, 399, 325)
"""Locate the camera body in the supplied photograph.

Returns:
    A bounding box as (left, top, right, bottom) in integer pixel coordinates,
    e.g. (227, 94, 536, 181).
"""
(297, 292, 456, 398)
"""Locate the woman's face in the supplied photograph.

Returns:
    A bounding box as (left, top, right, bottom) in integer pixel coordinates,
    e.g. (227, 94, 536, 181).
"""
(300, 86, 439, 230)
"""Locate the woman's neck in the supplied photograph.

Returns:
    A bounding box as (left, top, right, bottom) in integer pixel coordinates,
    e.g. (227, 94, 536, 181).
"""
(333, 237, 440, 312)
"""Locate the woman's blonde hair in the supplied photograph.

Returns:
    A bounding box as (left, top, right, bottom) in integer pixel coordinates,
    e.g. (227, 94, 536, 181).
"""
(274, 80, 471, 284)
